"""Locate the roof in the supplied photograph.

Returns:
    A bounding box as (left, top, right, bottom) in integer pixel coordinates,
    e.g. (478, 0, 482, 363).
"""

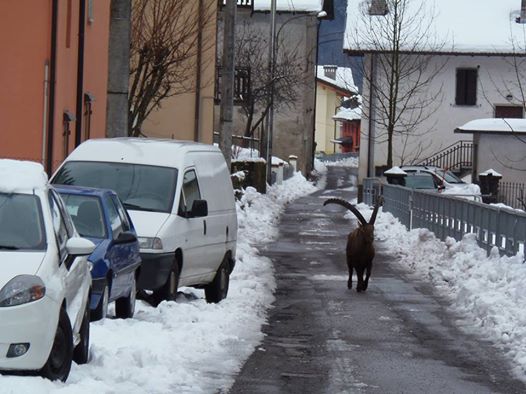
(0, 159, 48, 193)
(344, 0, 526, 55)
(63, 138, 220, 168)
(333, 106, 362, 121)
(254, 0, 324, 12)
(455, 118, 526, 134)
(316, 66, 358, 93)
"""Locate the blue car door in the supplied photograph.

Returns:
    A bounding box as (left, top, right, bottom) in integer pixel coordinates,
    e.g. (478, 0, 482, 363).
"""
(104, 194, 140, 300)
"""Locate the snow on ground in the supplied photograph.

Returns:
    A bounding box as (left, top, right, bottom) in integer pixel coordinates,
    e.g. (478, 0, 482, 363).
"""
(353, 202, 526, 381)
(0, 173, 317, 394)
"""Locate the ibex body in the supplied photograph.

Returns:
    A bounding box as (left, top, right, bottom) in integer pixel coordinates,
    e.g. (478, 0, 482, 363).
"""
(323, 198, 382, 292)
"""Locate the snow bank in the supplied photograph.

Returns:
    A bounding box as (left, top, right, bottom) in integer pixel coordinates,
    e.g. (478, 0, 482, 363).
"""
(359, 203, 526, 381)
(0, 172, 317, 393)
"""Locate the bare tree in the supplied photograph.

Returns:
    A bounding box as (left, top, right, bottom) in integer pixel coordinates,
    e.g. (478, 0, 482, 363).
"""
(349, 0, 446, 168)
(129, 0, 215, 137)
(233, 22, 305, 142)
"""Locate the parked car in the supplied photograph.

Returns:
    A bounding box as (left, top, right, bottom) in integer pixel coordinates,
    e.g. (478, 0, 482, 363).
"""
(51, 138, 238, 305)
(403, 173, 441, 191)
(399, 165, 482, 200)
(55, 185, 141, 321)
(0, 159, 94, 382)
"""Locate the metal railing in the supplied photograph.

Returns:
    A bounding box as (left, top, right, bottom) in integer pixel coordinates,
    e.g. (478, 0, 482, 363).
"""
(363, 177, 526, 257)
(499, 181, 526, 210)
(417, 140, 473, 174)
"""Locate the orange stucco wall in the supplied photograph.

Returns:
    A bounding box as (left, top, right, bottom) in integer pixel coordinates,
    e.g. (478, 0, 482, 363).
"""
(0, 1, 51, 163)
(0, 0, 110, 172)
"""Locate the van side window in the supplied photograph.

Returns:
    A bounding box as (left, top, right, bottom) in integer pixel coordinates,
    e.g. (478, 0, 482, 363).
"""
(179, 170, 201, 216)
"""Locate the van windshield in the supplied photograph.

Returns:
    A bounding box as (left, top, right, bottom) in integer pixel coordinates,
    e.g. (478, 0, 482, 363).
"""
(52, 161, 177, 213)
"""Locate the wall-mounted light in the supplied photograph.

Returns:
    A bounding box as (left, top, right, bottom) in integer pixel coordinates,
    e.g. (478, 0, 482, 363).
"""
(506, 93, 513, 101)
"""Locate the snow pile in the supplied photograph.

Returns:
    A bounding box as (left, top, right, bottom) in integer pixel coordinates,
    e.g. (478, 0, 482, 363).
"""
(0, 172, 317, 393)
(356, 203, 526, 379)
(0, 159, 48, 193)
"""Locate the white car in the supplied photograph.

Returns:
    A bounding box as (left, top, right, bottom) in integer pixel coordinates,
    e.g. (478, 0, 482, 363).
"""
(0, 160, 94, 382)
(399, 165, 482, 201)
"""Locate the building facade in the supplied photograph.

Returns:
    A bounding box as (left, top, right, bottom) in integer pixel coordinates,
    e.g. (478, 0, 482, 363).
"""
(0, 0, 111, 172)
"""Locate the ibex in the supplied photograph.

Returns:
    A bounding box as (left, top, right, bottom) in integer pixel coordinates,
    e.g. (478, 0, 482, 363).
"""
(323, 197, 383, 292)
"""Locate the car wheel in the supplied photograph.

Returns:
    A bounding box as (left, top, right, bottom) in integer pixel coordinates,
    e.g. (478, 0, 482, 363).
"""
(73, 301, 90, 364)
(204, 258, 230, 304)
(91, 283, 109, 322)
(40, 308, 73, 382)
(153, 263, 179, 304)
(115, 273, 137, 319)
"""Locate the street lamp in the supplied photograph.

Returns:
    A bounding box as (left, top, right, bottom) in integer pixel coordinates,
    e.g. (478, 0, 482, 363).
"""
(265, 5, 327, 184)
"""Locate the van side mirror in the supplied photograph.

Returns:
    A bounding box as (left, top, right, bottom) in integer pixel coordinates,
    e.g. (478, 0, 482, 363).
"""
(191, 200, 208, 218)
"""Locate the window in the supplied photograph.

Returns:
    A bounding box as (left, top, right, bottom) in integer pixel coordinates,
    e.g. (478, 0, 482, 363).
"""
(455, 68, 478, 106)
(495, 105, 523, 118)
(104, 195, 123, 239)
(112, 195, 131, 232)
(53, 161, 178, 213)
(178, 170, 201, 216)
(49, 192, 70, 262)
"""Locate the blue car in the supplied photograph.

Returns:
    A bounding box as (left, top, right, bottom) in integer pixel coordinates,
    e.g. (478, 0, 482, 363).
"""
(56, 185, 142, 321)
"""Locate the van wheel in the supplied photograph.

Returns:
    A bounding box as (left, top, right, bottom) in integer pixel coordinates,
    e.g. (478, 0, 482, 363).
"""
(91, 283, 109, 321)
(115, 272, 136, 318)
(41, 308, 73, 382)
(205, 259, 230, 303)
(153, 263, 179, 304)
(73, 301, 90, 364)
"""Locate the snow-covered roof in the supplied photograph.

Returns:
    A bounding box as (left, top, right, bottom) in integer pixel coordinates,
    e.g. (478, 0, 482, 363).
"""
(254, 0, 324, 12)
(455, 118, 526, 134)
(333, 106, 362, 121)
(344, 0, 526, 54)
(316, 66, 358, 93)
(0, 159, 48, 193)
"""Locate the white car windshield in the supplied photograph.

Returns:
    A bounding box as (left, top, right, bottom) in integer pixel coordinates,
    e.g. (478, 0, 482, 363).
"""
(52, 162, 178, 213)
(0, 193, 46, 250)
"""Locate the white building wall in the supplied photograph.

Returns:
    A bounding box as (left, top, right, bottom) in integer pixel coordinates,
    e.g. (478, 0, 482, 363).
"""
(358, 54, 524, 182)
(477, 134, 526, 184)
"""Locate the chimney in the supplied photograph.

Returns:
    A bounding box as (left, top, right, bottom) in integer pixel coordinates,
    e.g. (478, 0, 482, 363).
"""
(369, 0, 388, 16)
(323, 65, 337, 80)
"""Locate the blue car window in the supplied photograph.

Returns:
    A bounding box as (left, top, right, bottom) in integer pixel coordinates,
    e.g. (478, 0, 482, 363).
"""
(59, 194, 107, 239)
(104, 195, 123, 239)
(112, 195, 131, 232)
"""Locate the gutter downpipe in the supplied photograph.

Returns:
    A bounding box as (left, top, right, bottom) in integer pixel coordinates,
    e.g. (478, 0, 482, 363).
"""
(193, 0, 204, 142)
(47, 0, 59, 174)
(367, 53, 376, 177)
(75, 0, 87, 147)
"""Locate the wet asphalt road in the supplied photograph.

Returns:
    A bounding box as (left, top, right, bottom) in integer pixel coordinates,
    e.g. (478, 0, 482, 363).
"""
(227, 166, 526, 394)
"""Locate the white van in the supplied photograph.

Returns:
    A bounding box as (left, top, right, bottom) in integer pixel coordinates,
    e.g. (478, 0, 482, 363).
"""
(52, 138, 237, 304)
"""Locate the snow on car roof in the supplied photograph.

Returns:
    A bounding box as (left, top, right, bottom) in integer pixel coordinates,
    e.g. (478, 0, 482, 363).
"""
(0, 159, 48, 193)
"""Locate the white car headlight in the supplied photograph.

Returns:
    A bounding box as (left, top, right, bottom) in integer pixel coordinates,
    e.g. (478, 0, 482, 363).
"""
(137, 237, 163, 250)
(0, 275, 46, 307)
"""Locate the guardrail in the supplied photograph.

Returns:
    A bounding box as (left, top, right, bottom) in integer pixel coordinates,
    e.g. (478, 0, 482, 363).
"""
(363, 177, 526, 258)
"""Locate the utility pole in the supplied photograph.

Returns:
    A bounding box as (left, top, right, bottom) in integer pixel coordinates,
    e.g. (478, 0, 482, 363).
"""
(106, 0, 130, 137)
(219, 0, 236, 168)
(265, 0, 277, 185)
